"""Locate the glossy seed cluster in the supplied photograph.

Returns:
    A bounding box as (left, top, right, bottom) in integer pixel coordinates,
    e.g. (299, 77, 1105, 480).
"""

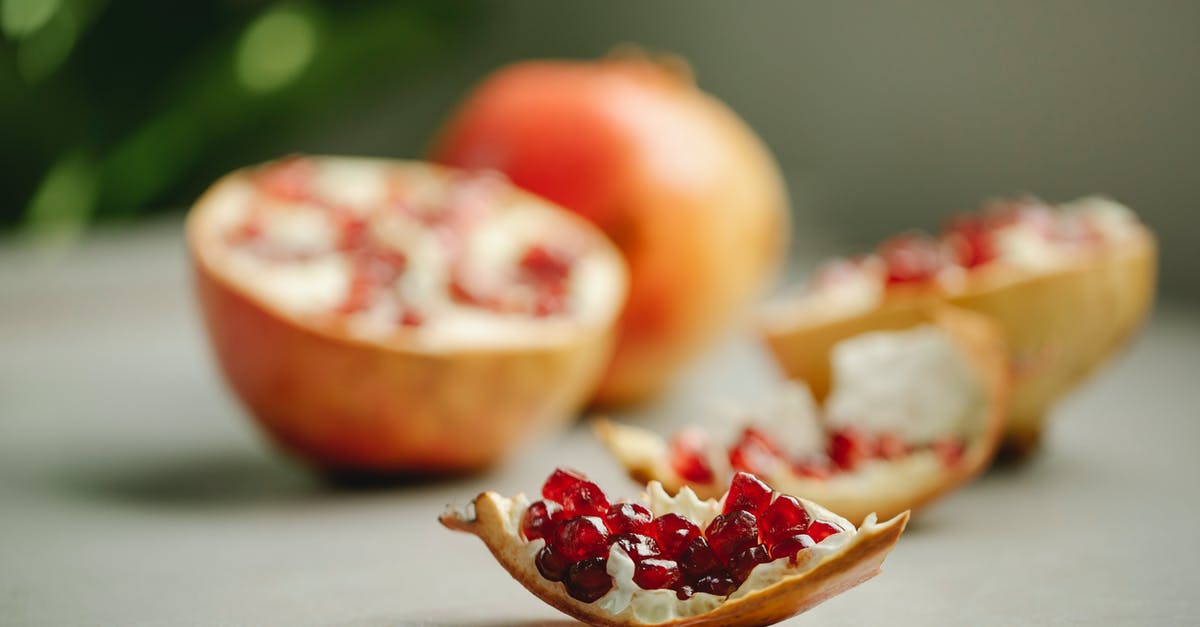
(521, 469, 845, 603)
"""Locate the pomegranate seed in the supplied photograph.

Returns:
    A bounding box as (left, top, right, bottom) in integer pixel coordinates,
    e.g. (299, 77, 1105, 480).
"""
(768, 533, 816, 561)
(674, 584, 695, 600)
(565, 557, 613, 602)
(792, 458, 835, 479)
(943, 214, 995, 268)
(705, 510, 760, 562)
(693, 573, 739, 596)
(520, 245, 573, 284)
(553, 516, 610, 562)
(398, 309, 424, 327)
(535, 546, 570, 582)
(653, 514, 702, 559)
(759, 494, 811, 544)
(336, 275, 373, 314)
(609, 533, 661, 562)
(722, 471, 774, 515)
(829, 428, 873, 472)
(727, 428, 780, 476)
(669, 428, 716, 484)
(728, 544, 771, 582)
(521, 500, 564, 542)
(532, 283, 568, 317)
(605, 502, 653, 535)
(678, 537, 724, 580)
(633, 558, 681, 590)
(876, 433, 909, 460)
(255, 156, 314, 202)
(542, 468, 586, 501)
(807, 520, 845, 544)
(933, 438, 966, 467)
(226, 220, 263, 246)
(334, 212, 369, 252)
(877, 233, 946, 284)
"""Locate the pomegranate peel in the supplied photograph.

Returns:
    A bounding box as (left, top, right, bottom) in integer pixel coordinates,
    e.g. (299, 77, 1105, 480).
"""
(758, 196, 1155, 457)
(597, 306, 1008, 524)
(188, 156, 628, 472)
(440, 472, 907, 626)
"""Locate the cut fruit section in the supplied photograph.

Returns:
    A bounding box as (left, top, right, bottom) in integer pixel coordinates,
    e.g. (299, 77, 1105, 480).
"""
(758, 196, 1155, 457)
(440, 468, 907, 626)
(597, 306, 1008, 524)
(187, 156, 628, 472)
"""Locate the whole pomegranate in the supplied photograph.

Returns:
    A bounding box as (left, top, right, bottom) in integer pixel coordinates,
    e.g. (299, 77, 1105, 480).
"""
(432, 53, 790, 406)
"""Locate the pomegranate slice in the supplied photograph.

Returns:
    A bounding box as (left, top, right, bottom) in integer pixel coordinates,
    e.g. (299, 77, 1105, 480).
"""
(440, 469, 908, 626)
(758, 195, 1155, 458)
(186, 156, 628, 473)
(596, 306, 1009, 525)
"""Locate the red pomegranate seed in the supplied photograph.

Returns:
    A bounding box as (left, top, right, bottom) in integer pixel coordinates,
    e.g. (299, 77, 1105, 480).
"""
(653, 514, 702, 559)
(768, 533, 816, 561)
(792, 458, 835, 479)
(807, 520, 845, 544)
(521, 500, 564, 542)
(678, 537, 724, 580)
(565, 557, 613, 602)
(398, 309, 424, 327)
(532, 282, 569, 317)
(829, 428, 873, 472)
(335, 275, 373, 315)
(520, 244, 573, 284)
(553, 516, 610, 562)
(633, 558, 681, 590)
(943, 214, 995, 268)
(705, 510, 760, 562)
(877, 233, 947, 284)
(693, 573, 739, 596)
(722, 471, 774, 515)
(674, 584, 695, 600)
(933, 438, 966, 467)
(759, 494, 811, 544)
(605, 502, 653, 535)
(542, 468, 586, 502)
(255, 156, 314, 202)
(728, 544, 771, 582)
(727, 428, 781, 476)
(876, 433, 909, 460)
(609, 533, 661, 562)
(226, 220, 263, 246)
(535, 546, 570, 582)
(333, 211, 369, 252)
(669, 428, 716, 484)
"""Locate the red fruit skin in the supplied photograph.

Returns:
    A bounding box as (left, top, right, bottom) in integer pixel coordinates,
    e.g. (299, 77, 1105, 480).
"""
(433, 58, 790, 406)
(722, 471, 774, 515)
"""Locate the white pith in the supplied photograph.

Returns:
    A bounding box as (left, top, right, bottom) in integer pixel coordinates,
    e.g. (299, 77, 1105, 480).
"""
(195, 157, 625, 351)
(481, 484, 862, 624)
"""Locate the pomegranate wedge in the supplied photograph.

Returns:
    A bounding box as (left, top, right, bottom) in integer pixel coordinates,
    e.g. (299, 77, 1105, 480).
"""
(597, 306, 1007, 524)
(440, 469, 907, 626)
(187, 156, 627, 472)
(758, 196, 1155, 457)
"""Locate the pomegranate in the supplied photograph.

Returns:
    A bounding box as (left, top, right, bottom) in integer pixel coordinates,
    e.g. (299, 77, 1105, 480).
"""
(440, 468, 908, 626)
(758, 196, 1156, 457)
(597, 306, 1009, 524)
(186, 156, 628, 472)
(431, 52, 790, 406)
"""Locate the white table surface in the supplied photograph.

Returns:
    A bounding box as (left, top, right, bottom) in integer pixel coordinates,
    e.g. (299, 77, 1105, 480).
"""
(2, 220, 1198, 626)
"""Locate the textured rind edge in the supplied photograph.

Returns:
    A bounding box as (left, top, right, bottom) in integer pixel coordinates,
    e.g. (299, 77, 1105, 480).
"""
(439, 491, 908, 626)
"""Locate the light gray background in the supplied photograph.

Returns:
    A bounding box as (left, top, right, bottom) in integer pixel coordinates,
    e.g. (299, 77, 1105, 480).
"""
(303, 0, 1200, 302)
(1, 223, 1197, 625)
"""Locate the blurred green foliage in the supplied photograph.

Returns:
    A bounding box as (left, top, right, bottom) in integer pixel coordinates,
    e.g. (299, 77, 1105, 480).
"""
(0, 0, 481, 237)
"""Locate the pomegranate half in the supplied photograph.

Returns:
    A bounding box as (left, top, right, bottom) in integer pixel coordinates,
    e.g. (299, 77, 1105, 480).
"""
(440, 468, 907, 626)
(758, 196, 1155, 457)
(597, 306, 1008, 525)
(432, 53, 790, 407)
(187, 156, 627, 472)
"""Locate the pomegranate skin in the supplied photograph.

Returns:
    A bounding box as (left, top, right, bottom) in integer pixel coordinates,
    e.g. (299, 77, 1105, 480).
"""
(188, 160, 627, 473)
(432, 56, 790, 406)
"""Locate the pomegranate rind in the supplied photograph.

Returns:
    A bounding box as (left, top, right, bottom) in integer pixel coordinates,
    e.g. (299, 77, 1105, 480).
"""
(759, 226, 1155, 457)
(597, 306, 1009, 524)
(187, 157, 628, 472)
(439, 490, 908, 626)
